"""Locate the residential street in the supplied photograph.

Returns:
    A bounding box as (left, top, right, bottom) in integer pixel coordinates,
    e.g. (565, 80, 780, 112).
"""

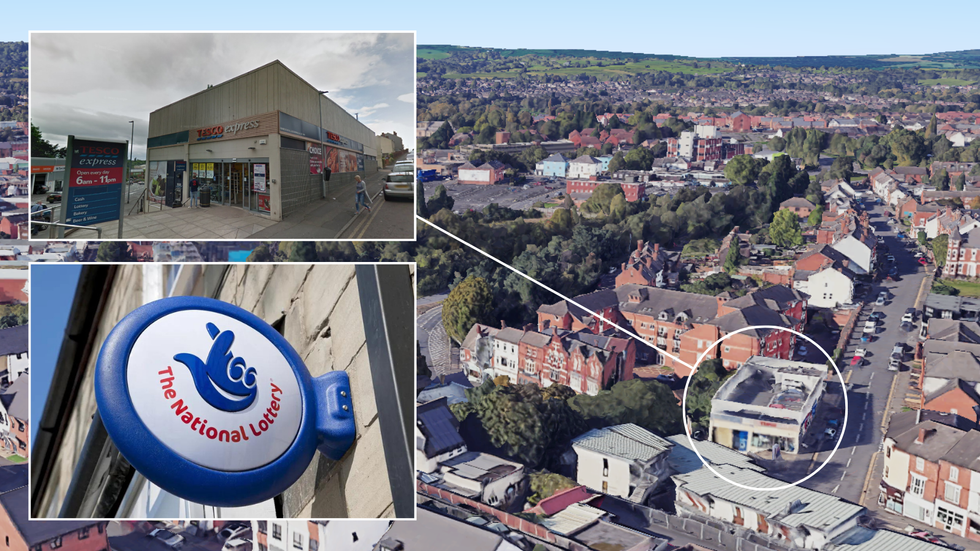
(764, 199, 932, 508)
(337, 192, 415, 239)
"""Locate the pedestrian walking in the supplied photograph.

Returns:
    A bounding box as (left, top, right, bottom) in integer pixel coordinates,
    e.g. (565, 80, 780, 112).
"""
(189, 177, 200, 208)
(354, 175, 372, 214)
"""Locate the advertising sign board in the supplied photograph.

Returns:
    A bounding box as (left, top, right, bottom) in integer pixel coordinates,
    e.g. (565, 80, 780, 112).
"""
(95, 297, 356, 506)
(63, 136, 127, 228)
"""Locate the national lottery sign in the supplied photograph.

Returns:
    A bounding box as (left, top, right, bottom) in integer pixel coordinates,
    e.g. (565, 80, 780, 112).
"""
(95, 297, 356, 507)
(65, 136, 127, 225)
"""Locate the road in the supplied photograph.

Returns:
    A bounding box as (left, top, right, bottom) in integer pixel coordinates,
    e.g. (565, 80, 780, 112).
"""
(775, 199, 930, 504)
(417, 296, 449, 377)
(337, 194, 415, 239)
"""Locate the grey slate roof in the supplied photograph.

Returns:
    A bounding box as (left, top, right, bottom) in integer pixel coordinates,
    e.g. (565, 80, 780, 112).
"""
(379, 508, 513, 551)
(542, 153, 570, 163)
(941, 429, 980, 472)
(0, 375, 27, 419)
(922, 347, 980, 381)
(0, 486, 103, 546)
(830, 526, 951, 551)
(927, 319, 980, 345)
(673, 464, 865, 531)
(885, 410, 974, 462)
(666, 434, 763, 474)
(572, 423, 673, 462)
(0, 325, 26, 356)
(416, 398, 466, 459)
(780, 197, 816, 210)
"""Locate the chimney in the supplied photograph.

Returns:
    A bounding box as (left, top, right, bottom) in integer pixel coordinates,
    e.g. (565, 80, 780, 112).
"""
(637, 239, 644, 253)
(500, 320, 507, 329)
(916, 408, 922, 425)
(916, 427, 926, 444)
(654, 243, 660, 254)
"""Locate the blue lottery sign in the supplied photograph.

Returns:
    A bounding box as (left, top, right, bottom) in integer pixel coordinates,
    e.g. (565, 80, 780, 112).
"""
(65, 136, 127, 225)
(95, 296, 356, 507)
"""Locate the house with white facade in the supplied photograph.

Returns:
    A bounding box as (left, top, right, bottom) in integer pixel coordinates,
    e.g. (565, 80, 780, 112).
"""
(794, 266, 855, 309)
(571, 423, 673, 504)
(0, 324, 26, 386)
(492, 327, 523, 383)
(831, 228, 876, 274)
(567, 155, 602, 179)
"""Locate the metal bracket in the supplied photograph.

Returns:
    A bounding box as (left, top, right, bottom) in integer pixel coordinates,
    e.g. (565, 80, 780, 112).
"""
(312, 370, 356, 460)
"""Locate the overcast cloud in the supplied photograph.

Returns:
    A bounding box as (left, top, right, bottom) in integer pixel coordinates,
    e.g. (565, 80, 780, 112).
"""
(31, 32, 415, 159)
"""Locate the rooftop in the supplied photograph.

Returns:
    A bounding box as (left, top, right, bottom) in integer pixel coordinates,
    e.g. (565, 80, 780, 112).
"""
(571, 423, 673, 462)
(673, 464, 865, 531)
(713, 357, 826, 412)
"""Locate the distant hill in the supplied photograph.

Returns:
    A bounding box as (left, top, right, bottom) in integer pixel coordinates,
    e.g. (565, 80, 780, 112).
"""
(418, 44, 980, 70)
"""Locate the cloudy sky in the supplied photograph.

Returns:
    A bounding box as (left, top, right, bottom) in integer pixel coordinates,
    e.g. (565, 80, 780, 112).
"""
(31, 32, 415, 159)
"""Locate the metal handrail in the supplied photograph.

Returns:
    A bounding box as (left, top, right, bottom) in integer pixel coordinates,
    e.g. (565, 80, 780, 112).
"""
(128, 188, 146, 216)
(46, 222, 103, 239)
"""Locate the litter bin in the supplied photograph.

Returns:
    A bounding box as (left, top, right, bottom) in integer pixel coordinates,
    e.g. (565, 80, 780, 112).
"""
(200, 186, 211, 207)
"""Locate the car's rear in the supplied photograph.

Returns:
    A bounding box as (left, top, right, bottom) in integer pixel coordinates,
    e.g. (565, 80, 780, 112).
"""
(384, 162, 415, 200)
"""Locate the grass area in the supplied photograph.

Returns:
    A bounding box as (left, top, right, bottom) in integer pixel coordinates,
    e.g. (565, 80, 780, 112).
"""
(919, 77, 977, 86)
(937, 279, 980, 297)
(542, 202, 560, 208)
(417, 48, 453, 60)
(5, 455, 25, 463)
(416, 72, 427, 78)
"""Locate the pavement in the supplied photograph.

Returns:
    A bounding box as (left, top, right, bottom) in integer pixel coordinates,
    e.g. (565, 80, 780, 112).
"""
(48, 169, 414, 240)
(417, 298, 457, 378)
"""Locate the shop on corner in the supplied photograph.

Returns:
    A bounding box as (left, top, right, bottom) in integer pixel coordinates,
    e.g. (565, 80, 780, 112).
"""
(145, 60, 379, 222)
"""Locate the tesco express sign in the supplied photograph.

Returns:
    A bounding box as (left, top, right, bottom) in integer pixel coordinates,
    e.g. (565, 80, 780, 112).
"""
(95, 297, 355, 507)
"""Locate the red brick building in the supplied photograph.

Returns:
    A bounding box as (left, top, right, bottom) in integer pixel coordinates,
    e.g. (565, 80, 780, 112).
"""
(779, 197, 816, 220)
(565, 179, 645, 204)
(615, 240, 674, 288)
(729, 111, 751, 133)
(0, 471, 109, 551)
(537, 284, 807, 377)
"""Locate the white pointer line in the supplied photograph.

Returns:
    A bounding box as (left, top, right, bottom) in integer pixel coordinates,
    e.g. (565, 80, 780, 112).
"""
(417, 216, 693, 370)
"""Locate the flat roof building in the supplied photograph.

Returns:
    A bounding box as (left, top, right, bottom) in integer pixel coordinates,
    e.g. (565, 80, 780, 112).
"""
(709, 356, 828, 455)
(146, 60, 380, 222)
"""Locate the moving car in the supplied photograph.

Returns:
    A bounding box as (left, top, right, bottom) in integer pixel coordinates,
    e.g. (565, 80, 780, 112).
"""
(47, 193, 62, 203)
(147, 529, 185, 549)
(384, 162, 415, 200)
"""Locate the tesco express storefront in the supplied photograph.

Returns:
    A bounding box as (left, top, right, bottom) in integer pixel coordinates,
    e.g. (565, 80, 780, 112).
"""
(145, 61, 379, 222)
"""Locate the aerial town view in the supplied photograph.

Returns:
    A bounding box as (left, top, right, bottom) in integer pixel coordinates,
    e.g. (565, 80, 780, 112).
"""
(6, 4, 980, 550)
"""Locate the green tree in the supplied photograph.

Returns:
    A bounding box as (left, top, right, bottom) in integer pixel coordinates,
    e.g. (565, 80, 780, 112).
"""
(723, 235, 742, 274)
(0, 305, 27, 329)
(96, 242, 134, 262)
(246, 244, 274, 262)
(933, 168, 950, 191)
(426, 184, 455, 214)
(685, 358, 733, 433)
(581, 183, 625, 215)
(926, 114, 938, 139)
(828, 156, 854, 182)
(527, 472, 578, 505)
(954, 173, 966, 192)
(548, 208, 573, 233)
(442, 276, 493, 343)
(918, 230, 928, 246)
(607, 151, 626, 173)
(567, 379, 683, 435)
(724, 155, 761, 185)
(287, 242, 317, 262)
(30, 123, 66, 158)
(417, 180, 430, 218)
(769, 209, 804, 247)
(769, 136, 786, 152)
(807, 206, 825, 227)
(932, 234, 949, 267)
(417, 341, 432, 379)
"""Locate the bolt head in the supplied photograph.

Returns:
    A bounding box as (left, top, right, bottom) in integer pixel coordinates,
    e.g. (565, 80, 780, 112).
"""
(341, 391, 348, 397)
(342, 405, 349, 411)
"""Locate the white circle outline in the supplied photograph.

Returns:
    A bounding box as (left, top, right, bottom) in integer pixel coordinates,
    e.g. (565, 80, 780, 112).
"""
(680, 324, 848, 491)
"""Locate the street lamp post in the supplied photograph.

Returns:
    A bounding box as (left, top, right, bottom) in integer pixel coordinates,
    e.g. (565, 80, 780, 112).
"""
(127, 120, 134, 204)
(318, 90, 328, 199)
